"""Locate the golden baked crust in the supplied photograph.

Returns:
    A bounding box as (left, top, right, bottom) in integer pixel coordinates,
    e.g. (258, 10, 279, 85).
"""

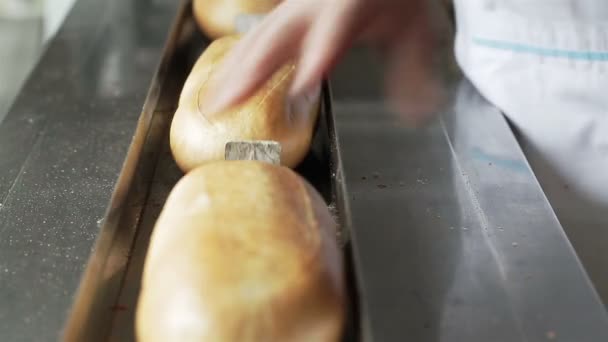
(136, 161, 345, 342)
(193, 0, 281, 38)
(170, 36, 320, 172)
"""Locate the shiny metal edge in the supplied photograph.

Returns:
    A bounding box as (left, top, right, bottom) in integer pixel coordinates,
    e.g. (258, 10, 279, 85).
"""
(322, 81, 367, 341)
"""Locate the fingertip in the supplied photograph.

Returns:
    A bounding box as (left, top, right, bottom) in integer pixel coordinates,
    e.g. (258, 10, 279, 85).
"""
(202, 86, 233, 116)
(289, 68, 316, 100)
(288, 78, 321, 108)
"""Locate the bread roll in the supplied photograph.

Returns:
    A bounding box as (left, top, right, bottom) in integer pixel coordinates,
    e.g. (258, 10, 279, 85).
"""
(170, 36, 320, 173)
(136, 161, 345, 342)
(193, 0, 281, 38)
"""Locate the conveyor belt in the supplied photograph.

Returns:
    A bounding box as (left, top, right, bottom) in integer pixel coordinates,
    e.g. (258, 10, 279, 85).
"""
(62, 3, 358, 339)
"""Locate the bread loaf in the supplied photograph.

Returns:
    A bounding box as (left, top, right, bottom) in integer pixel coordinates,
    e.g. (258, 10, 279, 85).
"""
(136, 161, 345, 342)
(170, 36, 320, 172)
(193, 0, 281, 38)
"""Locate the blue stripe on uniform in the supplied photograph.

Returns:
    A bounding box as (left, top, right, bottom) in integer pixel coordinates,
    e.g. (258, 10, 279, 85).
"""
(472, 37, 608, 61)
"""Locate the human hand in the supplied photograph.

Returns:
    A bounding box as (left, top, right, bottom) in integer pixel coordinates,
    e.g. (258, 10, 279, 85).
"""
(204, 0, 449, 126)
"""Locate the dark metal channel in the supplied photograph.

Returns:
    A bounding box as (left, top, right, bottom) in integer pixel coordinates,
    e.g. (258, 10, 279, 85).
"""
(63, 1, 360, 341)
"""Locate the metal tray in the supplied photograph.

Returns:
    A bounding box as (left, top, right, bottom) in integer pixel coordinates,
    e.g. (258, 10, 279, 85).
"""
(62, 1, 359, 341)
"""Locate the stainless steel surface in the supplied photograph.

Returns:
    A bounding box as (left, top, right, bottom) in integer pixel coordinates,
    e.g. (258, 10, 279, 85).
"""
(516, 114, 608, 305)
(0, 0, 179, 340)
(331, 48, 608, 341)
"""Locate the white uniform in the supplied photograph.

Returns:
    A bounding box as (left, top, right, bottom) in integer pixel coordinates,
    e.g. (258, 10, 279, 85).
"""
(454, 0, 608, 303)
